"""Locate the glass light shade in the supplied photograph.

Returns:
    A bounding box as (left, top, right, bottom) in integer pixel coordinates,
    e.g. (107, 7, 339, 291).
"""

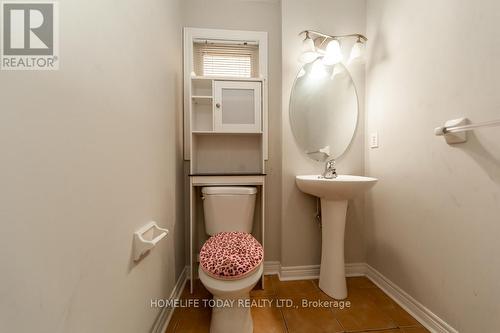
(348, 40, 365, 64)
(299, 36, 318, 63)
(309, 58, 327, 79)
(322, 39, 343, 65)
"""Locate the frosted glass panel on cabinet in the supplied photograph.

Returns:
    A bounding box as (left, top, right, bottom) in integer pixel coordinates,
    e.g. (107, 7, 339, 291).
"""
(221, 89, 255, 124)
(214, 81, 261, 132)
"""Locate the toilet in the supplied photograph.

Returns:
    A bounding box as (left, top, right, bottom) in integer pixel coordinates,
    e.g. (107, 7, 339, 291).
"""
(198, 186, 263, 333)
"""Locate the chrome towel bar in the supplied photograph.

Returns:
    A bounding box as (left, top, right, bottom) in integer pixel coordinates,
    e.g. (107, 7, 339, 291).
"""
(435, 118, 500, 144)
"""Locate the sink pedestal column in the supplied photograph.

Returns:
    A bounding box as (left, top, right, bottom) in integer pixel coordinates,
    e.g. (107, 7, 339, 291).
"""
(319, 199, 348, 299)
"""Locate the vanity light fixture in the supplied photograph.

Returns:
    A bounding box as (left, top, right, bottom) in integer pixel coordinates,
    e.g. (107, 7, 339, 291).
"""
(298, 30, 367, 65)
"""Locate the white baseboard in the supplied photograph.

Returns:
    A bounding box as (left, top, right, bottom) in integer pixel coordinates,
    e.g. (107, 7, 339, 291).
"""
(153, 267, 188, 333)
(263, 261, 280, 275)
(364, 264, 458, 333)
(262, 261, 457, 333)
(264, 261, 366, 280)
(188, 261, 365, 279)
(279, 264, 320, 280)
(345, 262, 367, 277)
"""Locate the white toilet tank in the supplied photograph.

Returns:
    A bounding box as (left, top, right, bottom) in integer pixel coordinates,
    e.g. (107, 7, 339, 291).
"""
(201, 186, 257, 235)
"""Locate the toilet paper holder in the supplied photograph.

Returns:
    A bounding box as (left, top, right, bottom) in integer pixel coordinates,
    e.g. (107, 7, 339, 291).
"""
(133, 221, 169, 261)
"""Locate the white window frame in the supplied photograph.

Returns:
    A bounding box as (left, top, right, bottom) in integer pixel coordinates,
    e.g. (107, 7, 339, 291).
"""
(194, 42, 258, 78)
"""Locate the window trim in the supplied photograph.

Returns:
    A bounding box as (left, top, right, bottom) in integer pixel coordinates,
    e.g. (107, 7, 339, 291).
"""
(193, 42, 259, 78)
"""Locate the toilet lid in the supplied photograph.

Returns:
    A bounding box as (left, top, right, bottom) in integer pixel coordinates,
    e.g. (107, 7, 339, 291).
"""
(200, 232, 263, 280)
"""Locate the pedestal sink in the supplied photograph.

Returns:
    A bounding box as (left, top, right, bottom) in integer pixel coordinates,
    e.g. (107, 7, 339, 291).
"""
(295, 175, 377, 299)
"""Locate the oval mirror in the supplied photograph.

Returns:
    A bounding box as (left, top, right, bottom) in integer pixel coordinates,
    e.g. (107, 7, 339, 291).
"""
(289, 62, 358, 161)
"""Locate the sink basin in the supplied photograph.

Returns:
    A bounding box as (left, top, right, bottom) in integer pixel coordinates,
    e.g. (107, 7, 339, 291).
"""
(295, 175, 378, 299)
(296, 175, 377, 201)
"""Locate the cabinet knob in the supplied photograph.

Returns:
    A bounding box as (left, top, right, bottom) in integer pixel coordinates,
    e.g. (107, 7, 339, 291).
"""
(215, 103, 221, 108)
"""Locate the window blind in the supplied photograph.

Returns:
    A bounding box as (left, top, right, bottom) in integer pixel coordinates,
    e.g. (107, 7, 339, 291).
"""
(193, 42, 259, 78)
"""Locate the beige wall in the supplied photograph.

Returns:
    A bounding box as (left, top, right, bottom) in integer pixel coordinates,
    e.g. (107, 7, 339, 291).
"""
(183, 0, 283, 261)
(0, 0, 185, 332)
(281, 0, 367, 266)
(365, 0, 500, 331)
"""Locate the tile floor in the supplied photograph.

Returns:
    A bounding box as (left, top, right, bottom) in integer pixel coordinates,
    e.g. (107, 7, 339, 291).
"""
(166, 275, 429, 333)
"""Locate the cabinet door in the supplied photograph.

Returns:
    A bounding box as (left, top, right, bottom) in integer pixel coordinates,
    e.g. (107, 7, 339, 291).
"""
(214, 81, 262, 132)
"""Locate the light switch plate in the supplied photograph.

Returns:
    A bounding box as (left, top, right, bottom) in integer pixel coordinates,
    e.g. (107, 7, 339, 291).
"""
(370, 132, 379, 148)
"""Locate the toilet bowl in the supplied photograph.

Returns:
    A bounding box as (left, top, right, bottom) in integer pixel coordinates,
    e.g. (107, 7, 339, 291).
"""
(199, 186, 263, 333)
(199, 263, 263, 333)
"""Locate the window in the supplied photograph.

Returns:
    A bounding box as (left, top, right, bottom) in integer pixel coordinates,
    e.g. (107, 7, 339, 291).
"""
(203, 53, 251, 78)
(193, 42, 259, 78)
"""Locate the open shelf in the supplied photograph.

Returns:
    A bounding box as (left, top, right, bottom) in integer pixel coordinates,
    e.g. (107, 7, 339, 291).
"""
(192, 79, 212, 96)
(192, 96, 213, 105)
(192, 95, 212, 99)
(192, 131, 263, 135)
(192, 134, 263, 174)
(192, 103, 213, 132)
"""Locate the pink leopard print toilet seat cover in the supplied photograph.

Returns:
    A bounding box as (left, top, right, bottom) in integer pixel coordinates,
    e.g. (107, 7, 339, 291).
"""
(200, 231, 264, 280)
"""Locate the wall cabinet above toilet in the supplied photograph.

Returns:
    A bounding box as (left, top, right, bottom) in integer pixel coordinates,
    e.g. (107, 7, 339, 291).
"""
(183, 27, 269, 173)
(191, 78, 263, 134)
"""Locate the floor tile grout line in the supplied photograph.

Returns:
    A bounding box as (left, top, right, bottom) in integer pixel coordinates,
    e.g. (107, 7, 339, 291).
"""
(348, 327, 403, 333)
(274, 276, 290, 333)
(171, 316, 180, 333)
(335, 317, 346, 333)
(310, 279, 318, 289)
(278, 307, 290, 333)
(334, 307, 348, 332)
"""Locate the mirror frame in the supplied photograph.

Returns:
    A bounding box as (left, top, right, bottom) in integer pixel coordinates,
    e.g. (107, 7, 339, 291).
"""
(288, 63, 360, 162)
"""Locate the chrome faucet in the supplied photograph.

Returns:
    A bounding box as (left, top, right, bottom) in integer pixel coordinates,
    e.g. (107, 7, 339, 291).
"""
(322, 158, 337, 179)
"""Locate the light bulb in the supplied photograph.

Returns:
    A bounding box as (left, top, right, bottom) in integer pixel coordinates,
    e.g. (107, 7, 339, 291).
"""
(322, 39, 343, 65)
(348, 40, 365, 64)
(309, 59, 327, 79)
(299, 34, 318, 63)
